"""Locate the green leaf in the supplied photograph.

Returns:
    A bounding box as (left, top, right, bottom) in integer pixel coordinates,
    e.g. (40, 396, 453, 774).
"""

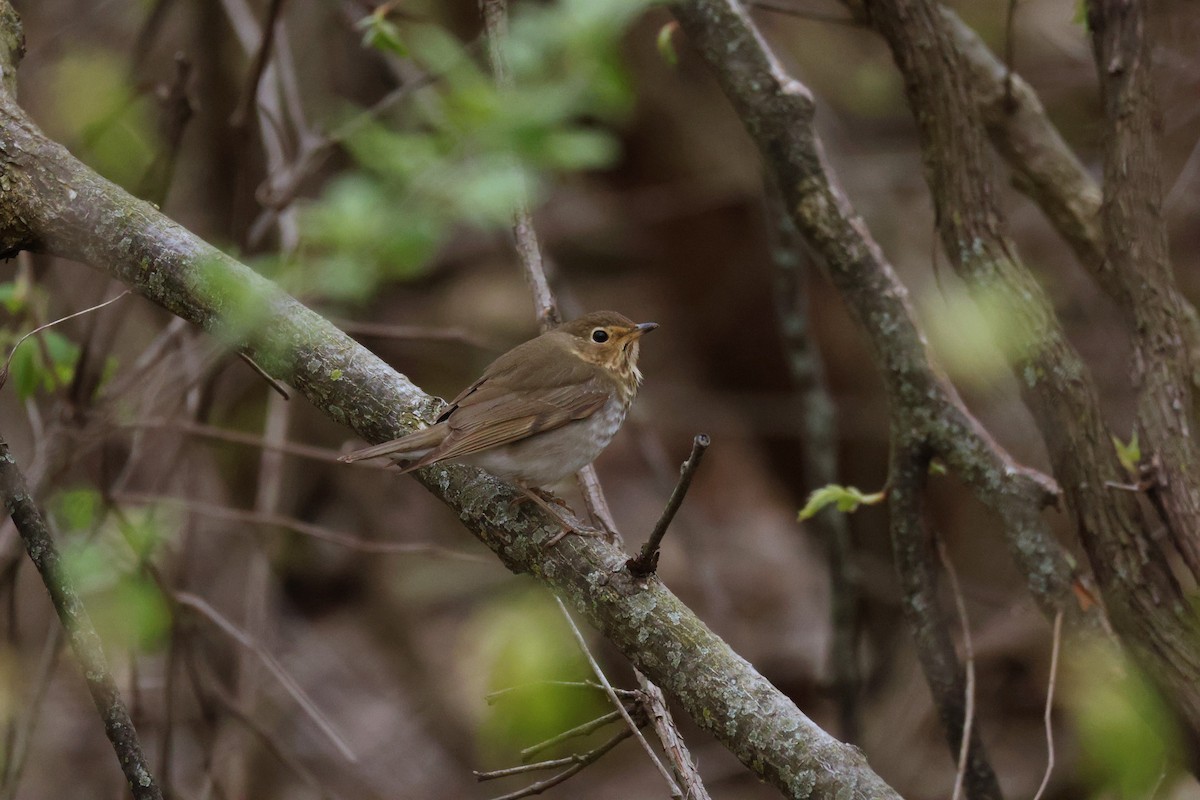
(798, 484, 886, 520)
(357, 12, 408, 56)
(656, 21, 679, 66)
(1112, 431, 1140, 475)
(928, 460, 947, 476)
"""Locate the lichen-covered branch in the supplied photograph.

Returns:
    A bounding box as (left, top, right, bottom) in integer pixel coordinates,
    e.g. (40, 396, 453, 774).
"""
(0, 4, 897, 796)
(668, 0, 1094, 633)
(1086, 0, 1200, 578)
(859, 0, 1200, 756)
(0, 435, 163, 800)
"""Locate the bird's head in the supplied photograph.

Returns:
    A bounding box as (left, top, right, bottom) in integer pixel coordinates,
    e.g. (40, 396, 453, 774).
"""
(557, 311, 658, 389)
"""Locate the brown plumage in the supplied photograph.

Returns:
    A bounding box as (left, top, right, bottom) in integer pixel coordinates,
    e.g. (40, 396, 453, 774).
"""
(339, 311, 656, 487)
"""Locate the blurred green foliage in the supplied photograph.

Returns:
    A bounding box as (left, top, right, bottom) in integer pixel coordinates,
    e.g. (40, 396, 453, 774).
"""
(921, 282, 1031, 391)
(1067, 643, 1182, 797)
(462, 589, 609, 762)
(0, 277, 85, 401)
(293, 0, 652, 303)
(55, 489, 173, 653)
(46, 49, 158, 190)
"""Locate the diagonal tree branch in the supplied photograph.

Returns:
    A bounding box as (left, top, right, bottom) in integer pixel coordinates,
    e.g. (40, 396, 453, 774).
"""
(0, 435, 162, 800)
(858, 0, 1200, 760)
(667, 0, 1096, 633)
(1086, 0, 1200, 577)
(0, 4, 895, 797)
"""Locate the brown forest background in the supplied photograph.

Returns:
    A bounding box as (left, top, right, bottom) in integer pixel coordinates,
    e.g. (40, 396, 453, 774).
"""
(2, 0, 1200, 798)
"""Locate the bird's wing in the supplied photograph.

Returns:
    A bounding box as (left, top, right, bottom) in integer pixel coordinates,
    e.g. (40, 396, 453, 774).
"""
(397, 379, 610, 472)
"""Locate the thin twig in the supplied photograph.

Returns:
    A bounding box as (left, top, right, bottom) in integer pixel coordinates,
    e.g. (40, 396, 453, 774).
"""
(126, 418, 390, 469)
(0, 624, 62, 800)
(0, 291, 130, 391)
(334, 319, 495, 350)
(1032, 610, 1063, 800)
(520, 710, 624, 762)
(230, 0, 288, 131)
(938, 539, 975, 800)
(485, 728, 633, 800)
(480, 0, 559, 331)
(173, 591, 358, 763)
(237, 352, 291, 399)
(636, 670, 711, 799)
(114, 491, 487, 561)
(627, 434, 710, 577)
(486, 680, 637, 705)
(555, 597, 682, 798)
(768, 176, 861, 741)
(0, 434, 163, 800)
(199, 658, 342, 800)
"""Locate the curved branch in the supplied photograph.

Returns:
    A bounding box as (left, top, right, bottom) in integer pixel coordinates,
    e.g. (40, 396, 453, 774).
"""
(0, 5, 895, 797)
(0, 435, 162, 800)
(859, 0, 1200, 756)
(1086, 0, 1200, 577)
(667, 0, 1094, 632)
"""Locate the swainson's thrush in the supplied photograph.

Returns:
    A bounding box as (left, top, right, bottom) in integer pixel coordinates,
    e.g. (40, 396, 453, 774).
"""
(339, 311, 656, 530)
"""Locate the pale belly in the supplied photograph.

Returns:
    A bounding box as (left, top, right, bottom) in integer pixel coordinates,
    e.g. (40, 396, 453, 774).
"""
(464, 396, 629, 487)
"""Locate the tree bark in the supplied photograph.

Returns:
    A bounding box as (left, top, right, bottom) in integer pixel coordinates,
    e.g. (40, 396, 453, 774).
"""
(0, 3, 899, 796)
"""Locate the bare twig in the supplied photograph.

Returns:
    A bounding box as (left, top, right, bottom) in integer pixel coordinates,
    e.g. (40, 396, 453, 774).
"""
(237, 352, 291, 399)
(126, 418, 391, 468)
(136, 53, 194, 207)
(173, 591, 357, 763)
(485, 680, 638, 705)
(199, 657, 343, 800)
(636, 670, 711, 800)
(114, 491, 487, 561)
(485, 728, 633, 800)
(334, 318, 495, 350)
(747, 0, 861, 26)
(0, 434, 163, 800)
(0, 291, 131, 391)
(768, 178, 861, 741)
(555, 597, 682, 798)
(230, 0, 288, 131)
(626, 434, 709, 578)
(0, 625, 63, 800)
(889, 444, 998, 800)
(1032, 610, 1063, 800)
(480, 0, 559, 330)
(938, 539, 976, 800)
(520, 710, 624, 762)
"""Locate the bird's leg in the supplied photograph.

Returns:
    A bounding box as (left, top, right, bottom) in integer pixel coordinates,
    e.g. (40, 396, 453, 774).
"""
(510, 485, 602, 544)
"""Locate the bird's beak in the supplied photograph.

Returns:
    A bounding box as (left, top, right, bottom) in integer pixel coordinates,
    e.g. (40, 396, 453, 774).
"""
(630, 322, 658, 338)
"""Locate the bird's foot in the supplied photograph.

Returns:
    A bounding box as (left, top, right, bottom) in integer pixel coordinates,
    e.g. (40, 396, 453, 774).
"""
(511, 487, 602, 545)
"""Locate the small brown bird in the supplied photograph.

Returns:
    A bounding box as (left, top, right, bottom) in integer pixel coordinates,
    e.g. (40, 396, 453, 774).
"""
(340, 311, 656, 526)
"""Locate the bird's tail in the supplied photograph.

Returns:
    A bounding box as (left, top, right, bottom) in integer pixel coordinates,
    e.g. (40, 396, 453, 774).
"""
(338, 426, 445, 464)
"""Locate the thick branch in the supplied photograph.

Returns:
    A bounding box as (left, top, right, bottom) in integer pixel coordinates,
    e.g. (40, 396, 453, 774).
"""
(0, 436, 162, 800)
(668, 0, 1093, 633)
(860, 0, 1200, 755)
(0, 6, 894, 796)
(1087, 0, 1200, 577)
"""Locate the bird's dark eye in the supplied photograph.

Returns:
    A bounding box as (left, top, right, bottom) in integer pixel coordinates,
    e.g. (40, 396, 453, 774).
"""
(591, 328, 609, 343)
